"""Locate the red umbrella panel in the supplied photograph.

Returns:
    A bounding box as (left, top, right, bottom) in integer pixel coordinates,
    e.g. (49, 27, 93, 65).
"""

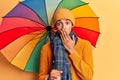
(0, 17, 46, 72)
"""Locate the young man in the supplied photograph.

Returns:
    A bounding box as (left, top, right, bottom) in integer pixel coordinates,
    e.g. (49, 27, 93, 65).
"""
(39, 8, 94, 80)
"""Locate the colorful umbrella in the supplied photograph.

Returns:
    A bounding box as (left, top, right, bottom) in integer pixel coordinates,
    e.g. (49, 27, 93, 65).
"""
(0, 0, 100, 73)
(0, 0, 23, 24)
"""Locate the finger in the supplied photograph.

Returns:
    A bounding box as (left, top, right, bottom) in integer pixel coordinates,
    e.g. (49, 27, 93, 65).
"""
(62, 28, 67, 38)
(62, 28, 69, 38)
(51, 70, 61, 76)
(60, 30, 65, 40)
(72, 35, 75, 41)
(56, 76, 61, 80)
(50, 77, 54, 80)
(50, 70, 62, 80)
(61, 28, 66, 39)
(50, 75, 58, 79)
(50, 70, 57, 76)
(72, 35, 75, 44)
(52, 75, 61, 80)
(51, 75, 60, 80)
(60, 71, 63, 74)
(63, 28, 72, 40)
(60, 34, 64, 42)
(62, 28, 71, 40)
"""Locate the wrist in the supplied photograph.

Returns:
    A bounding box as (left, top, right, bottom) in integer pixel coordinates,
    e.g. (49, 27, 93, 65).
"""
(45, 75, 49, 80)
(68, 48, 75, 54)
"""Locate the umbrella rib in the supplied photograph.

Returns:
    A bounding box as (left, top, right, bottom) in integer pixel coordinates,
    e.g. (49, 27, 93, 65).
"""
(70, 3, 88, 10)
(24, 32, 47, 71)
(3, 17, 45, 27)
(2, 2, 44, 24)
(43, 0, 49, 25)
(19, 2, 46, 26)
(74, 26, 101, 34)
(30, 31, 46, 40)
(54, 1, 62, 11)
(32, 31, 49, 43)
(10, 31, 45, 63)
(55, 1, 88, 10)
(9, 37, 37, 63)
(48, 6, 60, 24)
(0, 27, 44, 34)
(0, 27, 44, 49)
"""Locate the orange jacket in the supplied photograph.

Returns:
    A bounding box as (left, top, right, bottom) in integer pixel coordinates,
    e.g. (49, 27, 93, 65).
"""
(39, 38, 94, 80)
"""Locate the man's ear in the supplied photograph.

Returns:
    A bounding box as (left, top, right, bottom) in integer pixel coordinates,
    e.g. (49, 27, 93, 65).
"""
(71, 27, 74, 31)
(52, 27, 58, 33)
(71, 25, 74, 28)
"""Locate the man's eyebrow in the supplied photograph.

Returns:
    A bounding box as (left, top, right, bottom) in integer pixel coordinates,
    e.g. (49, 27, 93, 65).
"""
(66, 19, 71, 21)
(57, 20, 61, 22)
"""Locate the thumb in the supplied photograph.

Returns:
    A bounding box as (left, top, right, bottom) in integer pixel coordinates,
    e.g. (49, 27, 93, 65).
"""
(60, 71, 63, 73)
(72, 35, 75, 41)
(72, 35, 75, 45)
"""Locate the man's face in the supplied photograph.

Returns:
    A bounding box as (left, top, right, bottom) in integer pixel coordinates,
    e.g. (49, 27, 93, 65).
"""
(55, 19, 73, 34)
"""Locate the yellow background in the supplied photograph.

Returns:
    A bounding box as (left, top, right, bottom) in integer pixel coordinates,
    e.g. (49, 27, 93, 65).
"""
(84, 0, 120, 80)
(0, 0, 120, 80)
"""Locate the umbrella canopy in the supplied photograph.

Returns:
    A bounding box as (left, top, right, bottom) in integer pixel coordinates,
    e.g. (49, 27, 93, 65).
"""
(0, 0, 23, 24)
(0, 0, 100, 73)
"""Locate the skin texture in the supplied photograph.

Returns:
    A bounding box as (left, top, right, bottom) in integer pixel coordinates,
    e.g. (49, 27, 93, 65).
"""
(49, 19, 75, 80)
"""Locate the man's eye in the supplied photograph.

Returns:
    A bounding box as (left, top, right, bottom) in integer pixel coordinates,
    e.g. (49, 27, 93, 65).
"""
(56, 22, 61, 27)
(66, 21, 70, 25)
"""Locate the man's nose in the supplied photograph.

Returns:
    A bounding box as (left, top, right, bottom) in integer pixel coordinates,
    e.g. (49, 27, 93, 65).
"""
(62, 23, 66, 29)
